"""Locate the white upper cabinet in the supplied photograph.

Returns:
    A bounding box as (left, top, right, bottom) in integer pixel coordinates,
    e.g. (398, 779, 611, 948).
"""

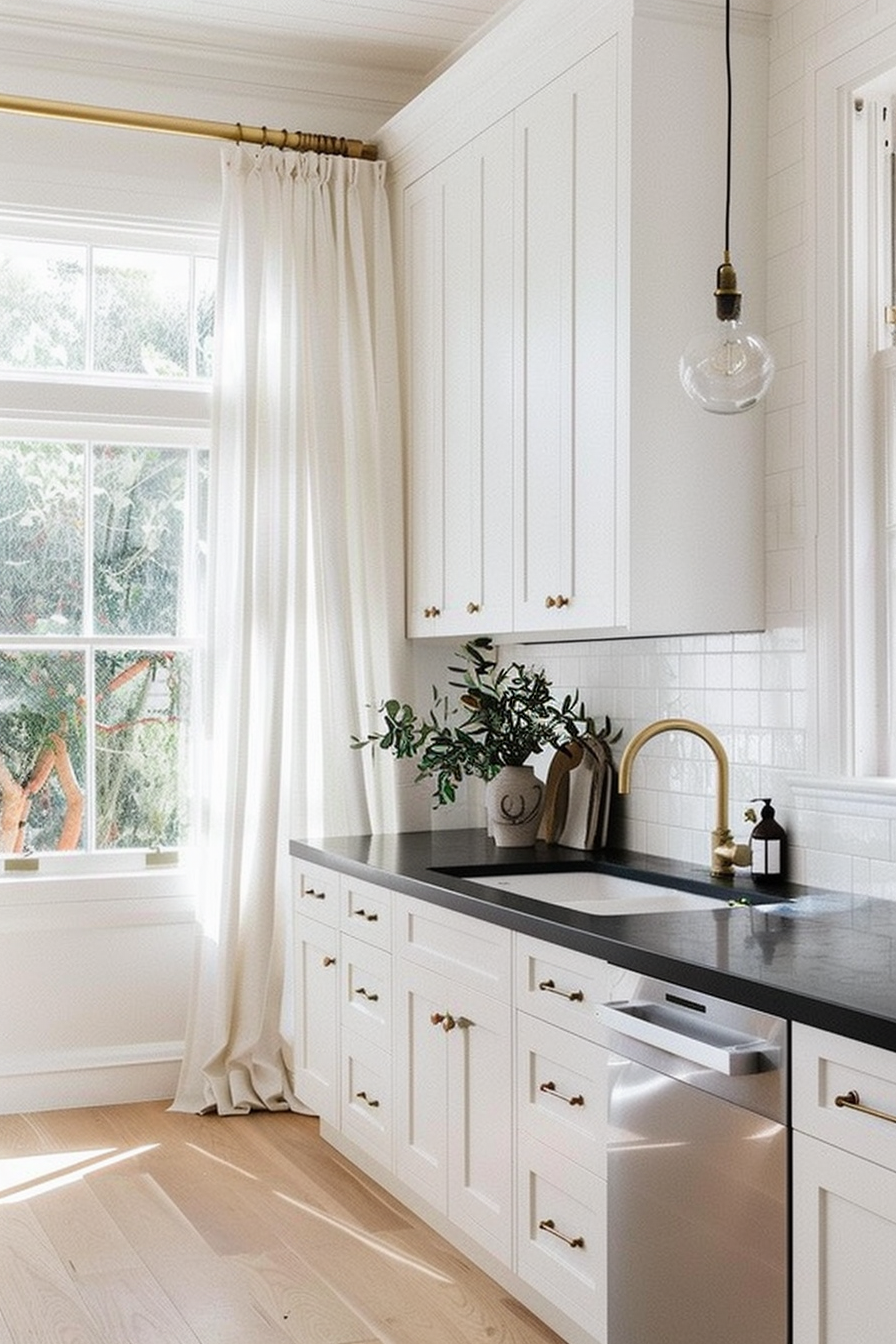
(513, 44, 620, 633)
(404, 118, 514, 637)
(386, 0, 768, 643)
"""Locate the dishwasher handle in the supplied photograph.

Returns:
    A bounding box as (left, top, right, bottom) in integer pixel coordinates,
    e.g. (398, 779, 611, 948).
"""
(597, 999, 777, 1077)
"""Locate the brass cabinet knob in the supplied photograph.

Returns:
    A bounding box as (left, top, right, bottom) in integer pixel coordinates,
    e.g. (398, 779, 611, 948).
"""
(466, 601, 481, 614)
(430, 1010, 456, 1032)
(423, 605, 441, 618)
(545, 594, 570, 609)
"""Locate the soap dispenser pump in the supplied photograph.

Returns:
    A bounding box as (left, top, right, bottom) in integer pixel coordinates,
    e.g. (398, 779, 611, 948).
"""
(748, 798, 786, 884)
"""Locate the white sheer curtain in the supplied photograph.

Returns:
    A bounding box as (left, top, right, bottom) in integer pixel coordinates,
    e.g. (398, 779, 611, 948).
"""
(172, 143, 405, 1115)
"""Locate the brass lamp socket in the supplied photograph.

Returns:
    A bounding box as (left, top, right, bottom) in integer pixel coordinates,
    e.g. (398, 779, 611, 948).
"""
(714, 255, 742, 323)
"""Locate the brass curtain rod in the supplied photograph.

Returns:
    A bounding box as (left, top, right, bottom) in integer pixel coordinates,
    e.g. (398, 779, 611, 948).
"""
(0, 91, 378, 160)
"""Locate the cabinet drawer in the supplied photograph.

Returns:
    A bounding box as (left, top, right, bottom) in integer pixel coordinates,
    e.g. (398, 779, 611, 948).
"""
(293, 859, 340, 927)
(515, 933, 607, 1039)
(517, 1131, 607, 1337)
(340, 874, 393, 950)
(341, 1030, 392, 1168)
(517, 1014, 607, 1176)
(793, 1023, 896, 1170)
(399, 895, 512, 1000)
(341, 934, 391, 1049)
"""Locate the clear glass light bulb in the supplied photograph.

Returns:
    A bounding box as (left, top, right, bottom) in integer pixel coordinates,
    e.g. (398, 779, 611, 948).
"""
(679, 318, 775, 414)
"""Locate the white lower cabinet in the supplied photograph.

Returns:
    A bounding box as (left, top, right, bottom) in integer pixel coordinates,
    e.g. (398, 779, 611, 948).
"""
(395, 900, 514, 1266)
(792, 1023, 896, 1344)
(293, 865, 613, 1343)
(517, 1133, 607, 1334)
(340, 931, 393, 1166)
(292, 862, 341, 1124)
(341, 1029, 393, 1167)
(515, 937, 609, 1341)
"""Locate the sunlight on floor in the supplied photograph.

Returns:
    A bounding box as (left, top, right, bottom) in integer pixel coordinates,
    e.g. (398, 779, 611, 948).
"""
(186, 1141, 454, 1284)
(0, 1144, 158, 1204)
(273, 1189, 454, 1283)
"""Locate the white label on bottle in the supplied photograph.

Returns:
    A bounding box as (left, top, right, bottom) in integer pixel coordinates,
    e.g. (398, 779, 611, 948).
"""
(752, 838, 781, 876)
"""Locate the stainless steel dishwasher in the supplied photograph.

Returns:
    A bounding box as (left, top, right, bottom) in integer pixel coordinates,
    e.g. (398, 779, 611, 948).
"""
(600, 976, 788, 1344)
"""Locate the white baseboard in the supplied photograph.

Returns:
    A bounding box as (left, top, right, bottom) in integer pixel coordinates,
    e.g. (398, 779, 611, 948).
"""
(0, 1041, 183, 1114)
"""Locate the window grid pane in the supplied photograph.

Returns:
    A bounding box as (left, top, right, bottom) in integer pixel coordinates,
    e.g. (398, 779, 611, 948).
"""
(0, 649, 87, 853)
(0, 439, 86, 636)
(0, 240, 87, 373)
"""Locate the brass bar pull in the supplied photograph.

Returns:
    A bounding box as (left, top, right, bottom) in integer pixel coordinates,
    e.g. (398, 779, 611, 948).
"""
(538, 1218, 584, 1249)
(322, 955, 336, 968)
(355, 1091, 380, 1108)
(304, 887, 327, 900)
(353, 908, 379, 922)
(354, 986, 379, 1001)
(539, 1080, 585, 1107)
(538, 978, 585, 1003)
(835, 1089, 896, 1126)
(430, 1011, 456, 1032)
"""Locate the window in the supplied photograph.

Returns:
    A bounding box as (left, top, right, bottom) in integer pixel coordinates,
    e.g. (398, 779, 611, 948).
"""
(0, 218, 214, 867)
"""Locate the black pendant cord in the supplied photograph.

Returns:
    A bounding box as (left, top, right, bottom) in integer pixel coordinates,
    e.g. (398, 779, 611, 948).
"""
(724, 0, 732, 257)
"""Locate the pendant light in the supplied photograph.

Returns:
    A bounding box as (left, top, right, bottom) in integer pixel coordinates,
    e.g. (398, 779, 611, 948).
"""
(678, 0, 774, 414)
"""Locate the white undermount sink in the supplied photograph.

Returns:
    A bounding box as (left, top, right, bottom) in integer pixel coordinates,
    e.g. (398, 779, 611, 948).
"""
(462, 869, 730, 916)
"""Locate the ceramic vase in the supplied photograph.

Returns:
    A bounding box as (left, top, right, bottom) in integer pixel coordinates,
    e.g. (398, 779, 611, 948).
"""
(485, 764, 545, 848)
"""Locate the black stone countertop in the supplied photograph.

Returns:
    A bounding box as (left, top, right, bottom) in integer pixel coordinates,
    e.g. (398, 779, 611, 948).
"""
(290, 829, 896, 1052)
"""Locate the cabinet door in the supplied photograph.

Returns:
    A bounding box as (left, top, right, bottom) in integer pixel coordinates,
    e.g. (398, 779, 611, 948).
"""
(513, 40, 621, 634)
(446, 977, 513, 1265)
(403, 118, 514, 638)
(395, 956, 450, 1210)
(293, 914, 339, 1123)
(793, 1131, 896, 1344)
(395, 956, 513, 1265)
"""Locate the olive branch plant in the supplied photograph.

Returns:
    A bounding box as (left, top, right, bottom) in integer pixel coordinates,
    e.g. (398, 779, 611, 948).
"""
(351, 637, 596, 807)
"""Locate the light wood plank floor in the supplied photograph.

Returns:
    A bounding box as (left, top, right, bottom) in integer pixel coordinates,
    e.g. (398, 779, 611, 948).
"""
(0, 1101, 567, 1344)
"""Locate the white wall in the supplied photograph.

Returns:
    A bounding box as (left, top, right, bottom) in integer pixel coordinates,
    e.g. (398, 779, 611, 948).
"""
(0, 17, 400, 1114)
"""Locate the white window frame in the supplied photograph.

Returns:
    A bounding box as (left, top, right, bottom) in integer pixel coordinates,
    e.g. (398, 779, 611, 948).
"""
(0, 210, 214, 884)
(811, 32, 896, 788)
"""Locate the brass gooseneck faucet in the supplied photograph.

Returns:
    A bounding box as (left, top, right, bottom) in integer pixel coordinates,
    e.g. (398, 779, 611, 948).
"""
(618, 718, 739, 878)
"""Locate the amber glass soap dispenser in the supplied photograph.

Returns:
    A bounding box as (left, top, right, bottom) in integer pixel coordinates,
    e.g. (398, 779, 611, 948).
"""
(748, 798, 787, 884)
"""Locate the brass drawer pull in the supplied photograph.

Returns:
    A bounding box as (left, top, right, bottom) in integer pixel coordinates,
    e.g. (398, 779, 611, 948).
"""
(835, 1089, 896, 1126)
(539, 1080, 585, 1107)
(355, 1090, 380, 1109)
(544, 594, 570, 609)
(538, 1218, 584, 1249)
(466, 601, 480, 613)
(423, 605, 441, 618)
(304, 887, 327, 900)
(353, 908, 379, 922)
(538, 978, 585, 1003)
(354, 986, 379, 1002)
(322, 955, 336, 968)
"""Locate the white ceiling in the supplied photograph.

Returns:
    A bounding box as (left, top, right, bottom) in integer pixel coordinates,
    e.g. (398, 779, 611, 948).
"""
(9, 0, 523, 91)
